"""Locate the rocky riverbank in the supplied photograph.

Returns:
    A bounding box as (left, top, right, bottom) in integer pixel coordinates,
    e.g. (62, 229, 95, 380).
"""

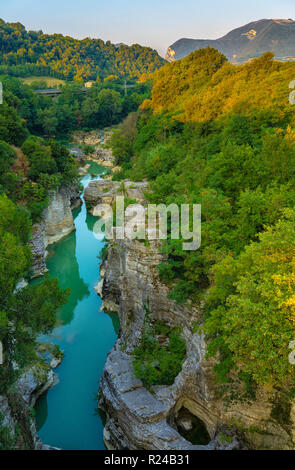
(91, 180, 295, 450)
(0, 347, 62, 450)
(71, 129, 116, 168)
(30, 184, 81, 278)
(0, 182, 81, 449)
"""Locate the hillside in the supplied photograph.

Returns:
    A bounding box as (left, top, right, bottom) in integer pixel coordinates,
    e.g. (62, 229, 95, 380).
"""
(110, 48, 295, 423)
(153, 48, 295, 121)
(0, 19, 165, 82)
(166, 18, 295, 63)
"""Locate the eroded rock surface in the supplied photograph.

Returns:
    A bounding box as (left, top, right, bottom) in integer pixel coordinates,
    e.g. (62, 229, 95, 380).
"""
(91, 146, 115, 167)
(95, 180, 295, 450)
(0, 361, 58, 450)
(84, 180, 148, 213)
(30, 184, 81, 277)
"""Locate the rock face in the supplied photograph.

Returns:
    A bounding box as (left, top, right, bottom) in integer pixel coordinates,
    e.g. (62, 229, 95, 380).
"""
(0, 362, 57, 450)
(98, 237, 241, 450)
(78, 163, 91, 176)
(166, 18, 295, 63)
(84, 179, 148, 213)
(71, 129, 115, 167)
(91, 146, 115, 168)
(0, 183, 77, 448)
(97, 181, 295, 450)
(44, 185, 80, 245)
(16, 366, 55, 408)
(30, 184, 81, 278)
(30, 220, 48, 278)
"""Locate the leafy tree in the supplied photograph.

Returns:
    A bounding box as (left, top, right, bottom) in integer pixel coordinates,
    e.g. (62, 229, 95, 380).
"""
(0, 277, 69, 393)
(109, 112, 139, 164)
(0, 193, 69, 393)
(49, 140, 78, 183)
(0, 103, 27, 145)
(0, 141, 16, 175)
(205, 211, 295, 392)
(21, 137, 57, 181)
(0, 19, 164, 81)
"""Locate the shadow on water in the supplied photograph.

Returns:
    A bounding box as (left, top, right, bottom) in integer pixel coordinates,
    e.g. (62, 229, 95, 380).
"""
(46, 231, 90, 326)
(174, 407, 211, 446)
(34, 163, 119, 450)
(107, 312, 121, 336)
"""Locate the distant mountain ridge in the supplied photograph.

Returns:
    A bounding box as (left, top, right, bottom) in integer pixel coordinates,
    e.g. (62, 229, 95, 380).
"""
(166, 19, 295, 63)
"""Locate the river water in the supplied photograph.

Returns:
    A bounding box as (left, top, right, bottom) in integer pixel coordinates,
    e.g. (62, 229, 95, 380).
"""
(35, 162, 119, 450)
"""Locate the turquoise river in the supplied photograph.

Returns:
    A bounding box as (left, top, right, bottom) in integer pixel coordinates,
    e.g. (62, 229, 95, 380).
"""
(35, 162, 119, 450)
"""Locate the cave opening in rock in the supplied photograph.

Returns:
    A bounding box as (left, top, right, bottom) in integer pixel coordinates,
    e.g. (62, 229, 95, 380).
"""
(174, 407, 211, 445)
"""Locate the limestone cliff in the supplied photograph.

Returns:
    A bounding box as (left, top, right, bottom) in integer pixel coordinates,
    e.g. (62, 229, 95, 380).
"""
(0, 352, 61, 450)
(96, 181, 295, 450)
(84, 179, 148, 212)
(30, 184, 81, 278)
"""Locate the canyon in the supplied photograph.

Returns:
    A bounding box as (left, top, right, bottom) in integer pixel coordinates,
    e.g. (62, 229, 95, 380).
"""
(2, 134, 294, 450)
(83, 179, 295, 451)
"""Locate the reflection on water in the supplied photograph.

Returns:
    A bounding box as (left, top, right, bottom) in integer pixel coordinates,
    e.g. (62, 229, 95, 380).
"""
(35, 162, 119, 450)
(46, 226, 90, 327)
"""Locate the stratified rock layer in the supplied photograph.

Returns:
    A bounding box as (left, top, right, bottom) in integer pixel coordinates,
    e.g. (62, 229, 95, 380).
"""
(84, 179, 148, 213)
(0, 361, 59, 450)
(30, 184, 81, 277)
(96, 181, 295, 450)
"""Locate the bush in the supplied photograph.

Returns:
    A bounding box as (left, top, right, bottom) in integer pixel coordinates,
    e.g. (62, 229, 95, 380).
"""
(132, 312, 186, 387)
(0, 141, 16, 175)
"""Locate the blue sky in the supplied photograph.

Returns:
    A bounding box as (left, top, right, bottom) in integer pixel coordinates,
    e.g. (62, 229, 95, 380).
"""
(1, 0, 295, 56)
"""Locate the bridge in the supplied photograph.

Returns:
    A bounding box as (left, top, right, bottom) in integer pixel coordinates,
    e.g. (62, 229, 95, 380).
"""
(34, 88, 62, 98)
(34, 88, 88, 98)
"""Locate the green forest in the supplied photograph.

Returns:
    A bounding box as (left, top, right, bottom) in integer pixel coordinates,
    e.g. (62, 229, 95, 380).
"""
(0, 19, 165, 81)
(111, 48, 295, 402)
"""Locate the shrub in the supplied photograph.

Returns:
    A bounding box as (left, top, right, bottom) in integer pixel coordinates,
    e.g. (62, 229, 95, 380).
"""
(132, 313, 186, 387)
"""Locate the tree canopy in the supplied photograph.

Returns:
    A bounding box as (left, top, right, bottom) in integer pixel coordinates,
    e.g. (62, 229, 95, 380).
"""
(0, 19, 165, 82)
(111, 48, 295, 398)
